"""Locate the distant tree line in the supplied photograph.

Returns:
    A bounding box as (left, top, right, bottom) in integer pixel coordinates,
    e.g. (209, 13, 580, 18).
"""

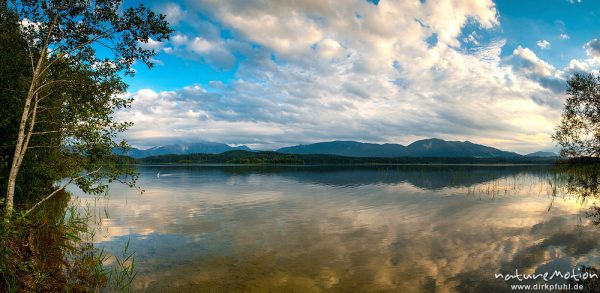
(136, 150, 558, 165)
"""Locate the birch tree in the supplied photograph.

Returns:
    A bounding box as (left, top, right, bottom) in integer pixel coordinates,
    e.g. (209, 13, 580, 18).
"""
(2, 0, 171, 216)
(554, 73, 600, 158)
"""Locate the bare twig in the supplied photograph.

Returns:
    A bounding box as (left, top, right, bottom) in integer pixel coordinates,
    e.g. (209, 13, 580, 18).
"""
(27, 145, 59, 149)
(31, 130, 61, 135)
(32, 79, 75, 96)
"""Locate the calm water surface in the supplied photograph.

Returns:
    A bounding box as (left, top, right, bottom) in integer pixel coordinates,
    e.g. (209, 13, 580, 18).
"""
(71, 165, 600, 292)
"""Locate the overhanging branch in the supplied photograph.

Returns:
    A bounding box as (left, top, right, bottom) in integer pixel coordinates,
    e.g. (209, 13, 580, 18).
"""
(24, 167, 102, 215)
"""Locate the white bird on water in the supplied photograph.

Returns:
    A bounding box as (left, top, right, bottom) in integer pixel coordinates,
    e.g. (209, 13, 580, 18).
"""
(157, 171, 160, 178)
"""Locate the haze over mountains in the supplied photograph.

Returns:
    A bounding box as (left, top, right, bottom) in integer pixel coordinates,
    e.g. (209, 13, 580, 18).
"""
(121, 139, 557, 159)
(524, 151, 559, 158)
(119, 142, 251, 158)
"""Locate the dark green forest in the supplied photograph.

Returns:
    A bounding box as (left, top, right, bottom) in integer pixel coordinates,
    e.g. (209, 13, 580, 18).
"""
(135, 150, 558, 165)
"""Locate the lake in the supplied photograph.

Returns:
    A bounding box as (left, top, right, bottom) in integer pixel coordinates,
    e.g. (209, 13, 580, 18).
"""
(71, 165, 600, 292)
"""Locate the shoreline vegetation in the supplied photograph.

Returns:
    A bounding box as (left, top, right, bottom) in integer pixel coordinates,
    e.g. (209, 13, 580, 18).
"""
(125, 150, 560, 166)
(1, 190, 137, 292)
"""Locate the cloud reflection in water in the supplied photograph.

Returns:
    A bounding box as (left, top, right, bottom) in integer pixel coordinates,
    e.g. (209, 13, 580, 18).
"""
(69, 165, 600, 292)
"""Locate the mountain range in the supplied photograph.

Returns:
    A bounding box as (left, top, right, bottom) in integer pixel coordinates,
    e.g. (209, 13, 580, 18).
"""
(117, 142, 251, 158)
(524, 151, 558, 158)
(277, 139, 525, 158)
(118, 139, 557, 159)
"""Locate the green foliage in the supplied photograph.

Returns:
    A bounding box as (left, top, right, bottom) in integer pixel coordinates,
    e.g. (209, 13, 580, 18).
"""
(1, 190, 141, 292)
(0, 4, 37, 204)
(1, 0, 171, 213)
(14, 0, 172, 76)
(0, 0, 171, 291)
(0, 192, 106, 291)
(554, 73, 600, 158)
(104, 238, 138, 292)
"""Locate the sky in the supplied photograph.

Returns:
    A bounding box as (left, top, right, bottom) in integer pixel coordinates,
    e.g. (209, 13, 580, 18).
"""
(114, 0, 600, 153)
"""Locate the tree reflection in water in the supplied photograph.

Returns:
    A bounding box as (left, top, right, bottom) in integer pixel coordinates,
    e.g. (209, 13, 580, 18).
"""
(2, 190, 137, 291)
(554, 164, 600, 293)
(1, 191, 108, 291)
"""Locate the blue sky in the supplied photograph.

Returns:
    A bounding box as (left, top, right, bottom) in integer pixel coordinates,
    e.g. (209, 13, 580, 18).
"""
(115, 0, 600, 153)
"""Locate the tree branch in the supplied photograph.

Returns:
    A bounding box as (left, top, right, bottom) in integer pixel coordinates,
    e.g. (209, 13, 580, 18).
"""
(27, 145, 59, 149)
(32, 79, 75, 97)
(40, 3, 61, 54)
(24, 167, 102, 215)
(96, 40, 119, 55)
(31, 130, 61, 135)
(40, 27, 117, 77)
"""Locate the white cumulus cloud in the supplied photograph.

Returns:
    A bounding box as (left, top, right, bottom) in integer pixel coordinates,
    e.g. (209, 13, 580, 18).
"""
(536, 40, 550, 50)
(585, 39, 600, 62)
(117, 0, 572, 153)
